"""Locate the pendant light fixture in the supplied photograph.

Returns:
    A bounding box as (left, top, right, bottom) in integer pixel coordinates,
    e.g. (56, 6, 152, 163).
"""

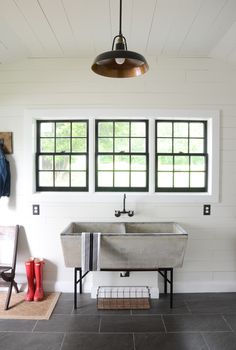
(91, 0, 149, 78)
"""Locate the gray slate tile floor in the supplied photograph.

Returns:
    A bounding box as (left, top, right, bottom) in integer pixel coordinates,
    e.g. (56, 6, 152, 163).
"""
(1, 292, 236, 350)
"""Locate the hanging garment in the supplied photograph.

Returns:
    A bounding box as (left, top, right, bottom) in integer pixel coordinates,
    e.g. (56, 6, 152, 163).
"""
(0, 144, 10, 197)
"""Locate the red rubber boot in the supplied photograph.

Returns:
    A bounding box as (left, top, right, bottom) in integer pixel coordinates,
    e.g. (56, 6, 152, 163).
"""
(25, 258, 35, 301)
(34, 259, 44, 301)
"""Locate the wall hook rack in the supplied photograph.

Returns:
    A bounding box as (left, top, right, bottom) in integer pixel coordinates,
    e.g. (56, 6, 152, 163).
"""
(114, 194, 134, 217)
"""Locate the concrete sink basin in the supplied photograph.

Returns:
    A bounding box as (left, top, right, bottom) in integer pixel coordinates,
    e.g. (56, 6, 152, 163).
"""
(61, 222, 188, 269)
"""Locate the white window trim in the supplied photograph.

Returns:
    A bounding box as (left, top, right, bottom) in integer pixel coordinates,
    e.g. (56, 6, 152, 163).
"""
(24, 108, 220, 203)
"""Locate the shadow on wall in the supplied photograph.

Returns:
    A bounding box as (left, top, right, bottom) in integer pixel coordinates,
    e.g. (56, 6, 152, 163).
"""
(43, 260, 58, 292)
(16, 226, 31, 291)
(8, 155, 17, 210)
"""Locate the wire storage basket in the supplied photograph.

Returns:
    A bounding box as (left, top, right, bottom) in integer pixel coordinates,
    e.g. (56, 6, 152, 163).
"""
(97, 286, 150, 310)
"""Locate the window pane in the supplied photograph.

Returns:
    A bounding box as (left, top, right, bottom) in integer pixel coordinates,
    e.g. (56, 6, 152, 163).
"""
(39, 155, 53, 170)
(174, 172, 189, 187)
(55, 171, 69, 186)
(72, 122, 86, 137)
(114, 172, 129, 187)
(190, 172, 205, 187)
(189, 139, 204, 153)
(98, 138, 113, 152)
(174, 156, 189, 171)
(131, 138, 146, 152)
(157, 172, 173, 187)
(115, 155, 129, 170)
(174, 123, 188, 137)
(37, 120, 88, 191)
(71, 155, 86, 170)
(115, 138, 129, 153)
(157, 138, 172, 153)
(131, 156, 146, 170)
(131, 172, 146, 187)
(72, 138, 86, 152)
(190, 123, 204, 137)
(190, 156, 205, 171)
(98, 172, 113, 186)
(56, 122, 71, 137)
(98, 122, 113, 137)
(40, 122, 54, 137)
(174, 139, 188, 153)
(71, 172, 86, 187)
(157, 122, 172, 137)
(40, 138, 54, 152)
(98, 155, 113, 170)
(131, 122, 146, 137)
(55, 155, 70, 170)
(158, 156, 173, 171)
(156, 120, 207, 193)
(115, 122, 129, 137)
(56, 138, 70, 152)
(39, 172, 53, 186)
(96, 120, 148, 191)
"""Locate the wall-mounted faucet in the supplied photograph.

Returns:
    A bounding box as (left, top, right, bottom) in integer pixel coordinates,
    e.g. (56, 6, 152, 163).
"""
(115, 194, 134, 217)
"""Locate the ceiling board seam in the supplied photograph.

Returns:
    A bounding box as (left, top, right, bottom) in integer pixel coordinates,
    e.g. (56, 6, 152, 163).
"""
(13, 0, 44, 52)
(109, 0, 113, 43)
(177, 0, 205, 57)
(210, 0, 229, 27)
(60, 0, 77, 44)
(37, 0, 64, 55)
(226, 44, 236, 60)
(0, 40, 8, 51)
(129, 0, 134, 46)
(145, 0, 158, 52)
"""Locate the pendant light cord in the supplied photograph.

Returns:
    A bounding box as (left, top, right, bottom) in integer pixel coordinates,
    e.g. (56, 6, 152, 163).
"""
(119, 0, 122, 35)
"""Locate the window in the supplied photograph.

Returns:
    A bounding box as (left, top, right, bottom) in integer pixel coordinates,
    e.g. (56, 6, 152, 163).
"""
(95, 120, 149, 191)
(155, 120, 208, 192)
(36, 120, 88, 191)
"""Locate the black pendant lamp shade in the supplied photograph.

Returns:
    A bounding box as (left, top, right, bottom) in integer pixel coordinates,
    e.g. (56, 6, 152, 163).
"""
(91, 0, 149, 78)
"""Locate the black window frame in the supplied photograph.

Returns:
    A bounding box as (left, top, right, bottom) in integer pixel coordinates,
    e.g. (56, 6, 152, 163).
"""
(155, 120, 208, 192)
(95, 119, 149, 192)
(36, 119, 89, 192)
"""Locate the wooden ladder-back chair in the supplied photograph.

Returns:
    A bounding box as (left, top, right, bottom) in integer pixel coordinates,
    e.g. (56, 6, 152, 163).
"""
(0, 225, 19, 310)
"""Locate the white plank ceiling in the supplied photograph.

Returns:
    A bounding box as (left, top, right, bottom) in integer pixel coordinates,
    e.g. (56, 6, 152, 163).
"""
(0, 0, 236, 63)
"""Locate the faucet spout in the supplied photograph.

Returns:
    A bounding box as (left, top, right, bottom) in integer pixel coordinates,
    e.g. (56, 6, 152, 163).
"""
(123, 193, 126, 212)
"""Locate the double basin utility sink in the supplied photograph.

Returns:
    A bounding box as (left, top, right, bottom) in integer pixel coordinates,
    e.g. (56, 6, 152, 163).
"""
(61, 222, 188, 270)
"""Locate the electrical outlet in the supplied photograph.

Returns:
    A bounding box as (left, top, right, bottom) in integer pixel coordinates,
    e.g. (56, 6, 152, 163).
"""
(203, 204, 211, 215)
(32, 204, 40, 215)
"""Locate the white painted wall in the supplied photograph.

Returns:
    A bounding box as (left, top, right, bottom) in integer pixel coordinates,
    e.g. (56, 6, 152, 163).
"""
(0, 57, 236, 295)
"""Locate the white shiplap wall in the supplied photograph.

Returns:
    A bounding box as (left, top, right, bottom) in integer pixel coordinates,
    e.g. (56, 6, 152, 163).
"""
(0, 57, 236, 294)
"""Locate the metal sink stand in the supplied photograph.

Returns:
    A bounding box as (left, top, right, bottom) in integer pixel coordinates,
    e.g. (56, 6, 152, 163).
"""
(74, 267, 174, 309)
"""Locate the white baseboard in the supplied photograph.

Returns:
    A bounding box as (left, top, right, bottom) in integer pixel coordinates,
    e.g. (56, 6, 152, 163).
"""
(2, 280, 236, 294)
(42, 280, 236, 295)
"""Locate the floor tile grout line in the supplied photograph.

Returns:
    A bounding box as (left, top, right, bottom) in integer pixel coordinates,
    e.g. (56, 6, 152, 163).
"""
(161, 315, 167, 333)
(221, 314, 234, 332)
(200, 332, 211, 350)
(31, 320, 38, 332)
(98, 317, 102, 333)
(184, 300, 192, 313)
(59, 332, 66, 350)
(132, 333, 136, 350)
